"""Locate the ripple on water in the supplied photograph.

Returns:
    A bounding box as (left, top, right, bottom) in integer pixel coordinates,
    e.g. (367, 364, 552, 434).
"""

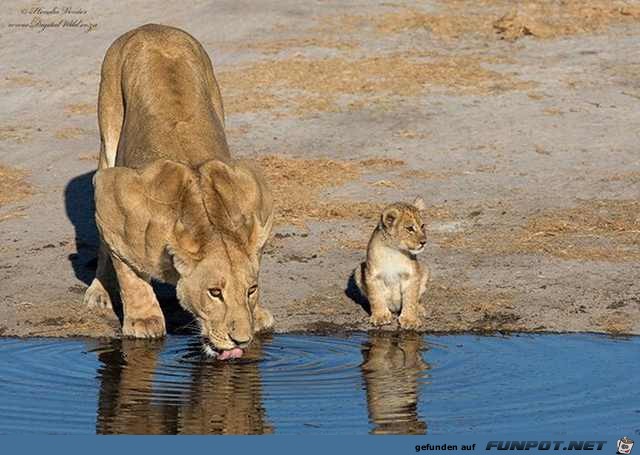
(421, 334, 639, 434)
(0, 333, 637, 435)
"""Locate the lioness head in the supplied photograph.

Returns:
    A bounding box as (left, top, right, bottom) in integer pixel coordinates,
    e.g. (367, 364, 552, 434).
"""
(380, 197, 427, 254)
(173, 233, 261, 360)
(170, 160, 273, 359)
(94, 159, 273, 360)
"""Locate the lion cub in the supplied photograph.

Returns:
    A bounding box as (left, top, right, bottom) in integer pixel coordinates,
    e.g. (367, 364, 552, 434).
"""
(354, 197, 429, 330)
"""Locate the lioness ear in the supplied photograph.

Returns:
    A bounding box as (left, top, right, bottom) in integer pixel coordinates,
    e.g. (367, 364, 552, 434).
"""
(413, 196, 426, 211)
(173, 219, 201, 256)
(199, 159, 274, 252)
(167, 247, 192, 276)
(248, 209, 274, 253)
(381, 206, 400, 229)
(168, 221, 202, 276)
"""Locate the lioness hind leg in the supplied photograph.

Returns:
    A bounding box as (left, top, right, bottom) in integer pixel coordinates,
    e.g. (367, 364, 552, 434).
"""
(97, 30, 128, 168)
(84, 33, 126, 310)
(112, 256, 166, 338)
(83, 242, 116, 309)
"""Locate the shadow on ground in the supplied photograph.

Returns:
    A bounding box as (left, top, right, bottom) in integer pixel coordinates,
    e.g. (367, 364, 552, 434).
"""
(63, 170, 194, 334)
(64, 171, 99, 286)
(345, 264, 371, 315)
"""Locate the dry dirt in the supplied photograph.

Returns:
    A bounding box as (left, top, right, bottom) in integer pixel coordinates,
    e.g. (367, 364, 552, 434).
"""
(1, 0, 639, 338)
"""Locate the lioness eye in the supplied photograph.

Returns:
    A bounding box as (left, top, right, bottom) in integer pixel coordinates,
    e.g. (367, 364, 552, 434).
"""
(248, 285, 258, 296)
(207, 288, 223, 300)
(406, 226, 416, 233)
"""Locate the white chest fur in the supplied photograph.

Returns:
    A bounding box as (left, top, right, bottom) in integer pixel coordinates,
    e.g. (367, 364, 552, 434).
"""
(377, 246, 413, 283)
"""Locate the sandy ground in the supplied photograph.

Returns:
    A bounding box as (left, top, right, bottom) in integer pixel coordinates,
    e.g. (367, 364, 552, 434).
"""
(1, 0, 640, 338)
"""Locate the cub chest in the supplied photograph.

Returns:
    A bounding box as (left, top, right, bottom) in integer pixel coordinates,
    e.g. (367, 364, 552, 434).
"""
(375, 247, 414, 286)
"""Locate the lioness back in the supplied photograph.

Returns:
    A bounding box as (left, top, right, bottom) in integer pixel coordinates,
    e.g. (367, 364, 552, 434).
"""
(101, 23, 228, 169)
(87, 24, 275, 355)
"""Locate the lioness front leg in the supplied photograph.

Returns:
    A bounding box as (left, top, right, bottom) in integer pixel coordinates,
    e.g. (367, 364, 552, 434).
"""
(83, 241, 116, 310)
(251, 289, 274, 332)
(112, 256, 166, 338)
(254, 305, 274, 332)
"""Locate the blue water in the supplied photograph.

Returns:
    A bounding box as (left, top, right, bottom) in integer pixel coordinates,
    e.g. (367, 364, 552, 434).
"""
(0, 333, 637, 435)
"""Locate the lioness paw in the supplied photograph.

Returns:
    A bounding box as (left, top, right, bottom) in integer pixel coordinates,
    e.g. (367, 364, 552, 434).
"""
(399, 314, 423, 331)
(370, 310, 394, 326)
(83, 279, 113, 310)
(122, 316, 166, 338)
(254, 305, 274, 332)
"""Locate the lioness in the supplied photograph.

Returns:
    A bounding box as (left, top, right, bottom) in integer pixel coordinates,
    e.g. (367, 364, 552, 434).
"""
(354, 198, 429, 330)
(84, 24, 274, 359)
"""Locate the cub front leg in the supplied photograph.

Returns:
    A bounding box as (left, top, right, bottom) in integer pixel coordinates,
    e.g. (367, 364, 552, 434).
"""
(365, 269, 394, 326)
(418, 262, 430, 300)
(399, 264, 429, 330)
(111, 255, 166, 338)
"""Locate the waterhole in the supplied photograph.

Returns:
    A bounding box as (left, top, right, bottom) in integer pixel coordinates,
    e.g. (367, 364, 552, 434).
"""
(0, 333, 637, 434)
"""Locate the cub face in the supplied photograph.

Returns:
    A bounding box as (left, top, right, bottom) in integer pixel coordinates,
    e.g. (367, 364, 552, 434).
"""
(380, 197, 427, 255)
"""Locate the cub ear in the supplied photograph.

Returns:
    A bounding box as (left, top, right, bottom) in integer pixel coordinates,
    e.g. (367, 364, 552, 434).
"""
(381, 206, 400, 229)
(413, 196, 426, 211)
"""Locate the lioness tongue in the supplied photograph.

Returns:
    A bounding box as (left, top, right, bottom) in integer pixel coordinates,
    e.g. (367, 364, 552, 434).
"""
(217, 347, 244, 360)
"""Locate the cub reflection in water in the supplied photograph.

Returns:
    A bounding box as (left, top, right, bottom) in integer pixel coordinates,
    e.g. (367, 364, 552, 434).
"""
(95, 338, 272, 434)
(361, 332, 429, 435)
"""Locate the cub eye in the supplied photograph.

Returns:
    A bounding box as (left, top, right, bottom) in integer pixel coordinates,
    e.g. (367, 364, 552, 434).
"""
(405, 225, 416, 233)
(421, 224, 426, 230)
(248, 285, 258, 297)
(207, 288, 223, 300)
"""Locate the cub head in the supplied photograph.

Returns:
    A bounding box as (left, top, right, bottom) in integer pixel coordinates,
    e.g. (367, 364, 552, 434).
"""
(379, 197, 427, 255)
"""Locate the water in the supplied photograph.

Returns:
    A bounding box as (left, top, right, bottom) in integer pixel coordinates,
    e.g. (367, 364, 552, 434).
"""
(0, 333, 637, 435)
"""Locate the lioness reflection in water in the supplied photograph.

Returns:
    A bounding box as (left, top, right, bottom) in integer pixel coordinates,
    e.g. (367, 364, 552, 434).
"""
(94, 338, 272, 434)
(361, 332, 429, 435)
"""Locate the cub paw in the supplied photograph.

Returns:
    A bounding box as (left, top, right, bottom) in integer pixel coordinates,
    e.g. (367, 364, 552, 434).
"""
(122, 316, 166, 338)
(399, 314, 423, 331)
(370, 310, 394, 326)
(254, 305, 274, 332)
(83, 279, 112, 309)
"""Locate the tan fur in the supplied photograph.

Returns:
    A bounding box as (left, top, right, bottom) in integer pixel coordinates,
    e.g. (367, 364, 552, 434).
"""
(354, 197, 430, 330)
(84, 24, 274, 352)
(95, 339, 272, 434)
(361, 332, 428, 434)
